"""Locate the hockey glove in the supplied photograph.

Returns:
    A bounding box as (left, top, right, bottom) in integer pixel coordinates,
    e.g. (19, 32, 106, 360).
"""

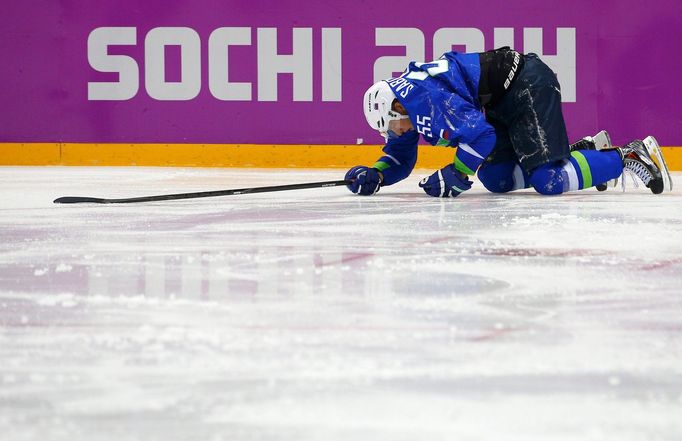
(419, 164, 473, 198)
(345, 166, 383, 195)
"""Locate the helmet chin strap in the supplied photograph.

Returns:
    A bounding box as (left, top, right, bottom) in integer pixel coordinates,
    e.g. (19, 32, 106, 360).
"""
(387, 110, 409, 120)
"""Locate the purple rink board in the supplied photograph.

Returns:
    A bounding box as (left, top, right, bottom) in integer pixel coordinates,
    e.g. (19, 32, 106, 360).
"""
(2, 0, 682, 147)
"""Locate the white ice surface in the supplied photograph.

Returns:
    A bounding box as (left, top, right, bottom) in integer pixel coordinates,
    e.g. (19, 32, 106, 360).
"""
(1, 166, 681, 441)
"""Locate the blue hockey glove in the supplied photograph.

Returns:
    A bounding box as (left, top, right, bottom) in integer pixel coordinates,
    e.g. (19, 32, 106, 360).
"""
(345, 166, 383, 195)
(419, 164, 473, 197)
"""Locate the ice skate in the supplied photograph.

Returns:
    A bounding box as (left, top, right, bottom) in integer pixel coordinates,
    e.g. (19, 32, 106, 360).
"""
(617, 138, 670, 194)
(570, 130, 614, 191)
(642, 135, 673, 192)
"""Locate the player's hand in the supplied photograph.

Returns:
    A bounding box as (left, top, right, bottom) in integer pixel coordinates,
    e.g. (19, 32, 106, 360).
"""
(419, 164, 472, 197)
(345, 166, 383, 195)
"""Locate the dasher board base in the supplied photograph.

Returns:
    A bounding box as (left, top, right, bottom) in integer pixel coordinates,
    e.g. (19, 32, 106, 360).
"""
(2, 143, 682, 170)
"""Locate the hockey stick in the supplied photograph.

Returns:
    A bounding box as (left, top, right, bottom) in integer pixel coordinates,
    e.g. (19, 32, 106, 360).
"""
(54, 179, 353, 204)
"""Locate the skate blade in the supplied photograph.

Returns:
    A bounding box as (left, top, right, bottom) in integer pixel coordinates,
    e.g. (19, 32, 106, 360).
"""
(643, 135, 673, 192)
(609, 177, 620, 190)
(622, 170, 640, 191)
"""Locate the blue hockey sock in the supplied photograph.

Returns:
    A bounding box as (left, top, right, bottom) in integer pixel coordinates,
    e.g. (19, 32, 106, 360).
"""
(529, 150, 623, 195)
(477, 161, 530, 193)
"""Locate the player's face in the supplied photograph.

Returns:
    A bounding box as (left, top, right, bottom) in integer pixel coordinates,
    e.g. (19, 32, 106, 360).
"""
(385, 117, 414, 139)
(389, 117, 413, 135)
(382, 100, 414, 139)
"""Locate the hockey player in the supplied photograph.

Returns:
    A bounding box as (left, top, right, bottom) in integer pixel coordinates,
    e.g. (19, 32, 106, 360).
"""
(346, 47, 672, 197)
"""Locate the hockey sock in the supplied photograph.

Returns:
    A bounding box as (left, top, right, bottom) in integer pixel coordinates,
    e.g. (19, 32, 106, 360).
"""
(477, 161, 530, 193)
(529, 150, 623, 195)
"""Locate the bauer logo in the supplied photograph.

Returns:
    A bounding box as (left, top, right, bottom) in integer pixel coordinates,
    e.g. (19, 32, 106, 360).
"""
(87, 26, 576, 103)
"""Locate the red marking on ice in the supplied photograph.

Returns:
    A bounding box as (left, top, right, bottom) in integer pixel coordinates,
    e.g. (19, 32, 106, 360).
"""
(640, 258, 682, 271)
(411, 236, 463, 246)
(315, 252, 374, 268)
(469, 327, 518, 342)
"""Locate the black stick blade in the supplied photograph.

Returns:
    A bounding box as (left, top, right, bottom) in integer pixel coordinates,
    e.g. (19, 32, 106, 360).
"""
(54, 196, 108, 204)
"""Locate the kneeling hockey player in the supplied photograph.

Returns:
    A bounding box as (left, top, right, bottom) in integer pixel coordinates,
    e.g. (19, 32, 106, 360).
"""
(346, 47, 672, 197)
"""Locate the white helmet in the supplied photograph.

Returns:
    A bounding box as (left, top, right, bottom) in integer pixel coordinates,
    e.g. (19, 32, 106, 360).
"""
(363, 80, 410, 140)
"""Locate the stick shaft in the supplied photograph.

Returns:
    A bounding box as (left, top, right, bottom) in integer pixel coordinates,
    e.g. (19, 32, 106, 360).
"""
(54, 179, 352, 204)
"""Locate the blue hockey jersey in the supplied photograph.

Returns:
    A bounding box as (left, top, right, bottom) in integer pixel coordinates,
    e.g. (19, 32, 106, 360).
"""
(372, 51, 497, 185)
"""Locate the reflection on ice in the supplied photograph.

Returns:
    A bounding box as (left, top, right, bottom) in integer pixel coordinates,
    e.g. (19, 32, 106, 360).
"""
(0, 250, 514, 300)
